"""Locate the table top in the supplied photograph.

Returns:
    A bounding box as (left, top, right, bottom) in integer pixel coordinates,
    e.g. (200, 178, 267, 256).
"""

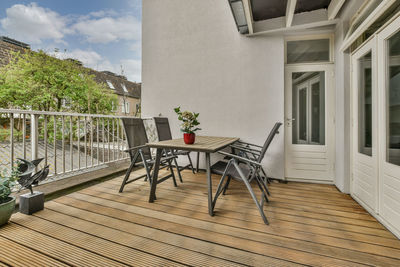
(147, 136, 239, 153)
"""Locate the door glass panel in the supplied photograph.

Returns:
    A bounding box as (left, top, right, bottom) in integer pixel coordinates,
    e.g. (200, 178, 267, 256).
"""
(292, 71, 325, 145)
(358, 51, 373, 156)
(387, 30, 400, 166)
(299, 88, 308, 141)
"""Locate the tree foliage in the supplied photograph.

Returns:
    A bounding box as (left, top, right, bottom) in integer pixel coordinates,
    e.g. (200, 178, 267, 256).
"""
(0, 50, 117, 114)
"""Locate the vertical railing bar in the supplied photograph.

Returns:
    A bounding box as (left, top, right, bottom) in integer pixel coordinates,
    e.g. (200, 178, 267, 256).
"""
(70, 116, 73, 172)
(31, 114, 38, 169)
(22, 114, 26, 159)
(117, 118, 120, 160)
(123, 123, 127, 159)
(96, 118, 100, 166)
(112, 119, 115, 161)
(77, 116, 81, 170)
(90, 117, 94, 167)
(10, 113, 14, 169)
(102, 118, 105, 164)
(53, 115, 57, 176)
(107, 119, 110, 163)
(84, 116, 87, 169)
(44, 115, 48, 166)
(62, 115, 65, 174)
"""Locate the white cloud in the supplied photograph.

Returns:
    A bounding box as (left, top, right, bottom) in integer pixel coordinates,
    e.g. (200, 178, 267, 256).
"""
(72, 15, 141, 44)
(52, 49, 141, 82)
(0, 3, 70, 44)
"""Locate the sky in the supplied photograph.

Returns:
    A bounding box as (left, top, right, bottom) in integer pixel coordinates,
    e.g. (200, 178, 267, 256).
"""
(0, 0, 142, 82)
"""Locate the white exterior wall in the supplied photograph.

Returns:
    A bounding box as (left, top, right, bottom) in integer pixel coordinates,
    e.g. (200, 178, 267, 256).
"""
(333, 0, 365, 193)
(142, 0, 285, 178)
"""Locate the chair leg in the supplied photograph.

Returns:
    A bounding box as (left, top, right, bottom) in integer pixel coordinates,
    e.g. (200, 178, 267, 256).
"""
(168, 159, 178, 187)
(222, 176, 231, 195)
(119, 152, 139, 193)
(232, 160, 269, 225)
(173, 156, 183, 183)
(140, 151, 152, 185)
(212, 160, 233, 211)
(187, 153, 195, 174)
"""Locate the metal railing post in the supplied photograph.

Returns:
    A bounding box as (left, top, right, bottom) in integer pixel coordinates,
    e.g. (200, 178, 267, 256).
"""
(31, 114, 39, 162)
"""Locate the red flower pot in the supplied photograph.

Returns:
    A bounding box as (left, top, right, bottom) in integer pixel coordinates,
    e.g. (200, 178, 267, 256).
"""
(183, 133, 195, 144)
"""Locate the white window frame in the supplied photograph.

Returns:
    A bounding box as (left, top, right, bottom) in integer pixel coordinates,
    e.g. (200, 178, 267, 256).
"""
(285, 34, 335, 65)
(106, 80, 115, 90)
(121, 84, 128, 93)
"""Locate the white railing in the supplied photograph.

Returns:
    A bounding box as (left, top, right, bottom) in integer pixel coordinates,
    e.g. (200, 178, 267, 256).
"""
(0, 109, 131, 182)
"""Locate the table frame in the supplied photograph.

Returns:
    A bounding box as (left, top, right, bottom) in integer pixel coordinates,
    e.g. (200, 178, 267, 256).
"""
(147, 136, 239, 216)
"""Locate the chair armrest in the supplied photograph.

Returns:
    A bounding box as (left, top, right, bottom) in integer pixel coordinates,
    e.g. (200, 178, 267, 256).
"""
(237, 140, 263, 149)
(230, 144, 261, 154)
(218, 151, 262, 167)
(123, 144, 148, 153)
(161, 155, 178, 161)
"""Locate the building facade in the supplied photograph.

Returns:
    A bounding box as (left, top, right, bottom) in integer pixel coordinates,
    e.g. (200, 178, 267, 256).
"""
(142, 0, 400, 237)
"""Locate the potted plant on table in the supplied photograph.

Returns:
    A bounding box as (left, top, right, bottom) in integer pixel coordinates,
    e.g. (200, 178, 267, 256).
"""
(0, 168, 19, 226)
(174, 107, 201, 144)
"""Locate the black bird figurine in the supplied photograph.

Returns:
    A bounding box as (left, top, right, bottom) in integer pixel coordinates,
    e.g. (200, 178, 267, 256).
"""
(17, 158, 49, 195)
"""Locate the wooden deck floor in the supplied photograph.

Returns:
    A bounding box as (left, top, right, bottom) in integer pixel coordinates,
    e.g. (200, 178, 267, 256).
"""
(1, 169, 400, 266)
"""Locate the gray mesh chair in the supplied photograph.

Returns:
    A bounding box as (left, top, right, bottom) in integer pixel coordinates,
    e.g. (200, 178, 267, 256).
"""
(154, 117, 195, 182)
(210, 122, 282, 225)
(119, 118, 178, 193)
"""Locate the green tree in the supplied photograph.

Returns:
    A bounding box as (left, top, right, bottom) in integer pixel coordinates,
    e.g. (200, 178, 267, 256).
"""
(0, 50, 117, 114)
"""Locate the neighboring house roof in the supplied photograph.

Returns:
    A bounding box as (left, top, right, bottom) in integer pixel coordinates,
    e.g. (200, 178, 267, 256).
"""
(0, 36, 141, 99)
(90, 70, 141, 99)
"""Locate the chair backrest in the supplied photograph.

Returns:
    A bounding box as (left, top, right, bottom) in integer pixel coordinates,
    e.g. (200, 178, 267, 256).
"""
(154, 117, 173, 141)
(257, 122, 282, 163)
(121, 118, 152, 160)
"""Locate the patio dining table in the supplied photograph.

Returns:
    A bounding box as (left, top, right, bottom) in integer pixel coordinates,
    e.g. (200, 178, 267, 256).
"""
(147, 136, 239, 216)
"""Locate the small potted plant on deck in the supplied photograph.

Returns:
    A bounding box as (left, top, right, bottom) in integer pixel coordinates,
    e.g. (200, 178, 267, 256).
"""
(174, 107, 201, 144)
(0, 168, 19, 226)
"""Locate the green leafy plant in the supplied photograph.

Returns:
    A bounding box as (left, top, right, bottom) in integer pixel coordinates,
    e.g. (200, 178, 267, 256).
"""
(0, 50, 117, 114)
(0, 168, 19, 204)
(174, 107, 201, 134)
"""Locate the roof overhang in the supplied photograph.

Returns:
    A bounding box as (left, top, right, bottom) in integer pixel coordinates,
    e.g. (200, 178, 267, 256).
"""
(228, 0, 346, 36)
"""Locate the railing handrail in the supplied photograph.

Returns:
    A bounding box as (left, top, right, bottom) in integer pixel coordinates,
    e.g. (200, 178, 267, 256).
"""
(0, 108, 140, 119)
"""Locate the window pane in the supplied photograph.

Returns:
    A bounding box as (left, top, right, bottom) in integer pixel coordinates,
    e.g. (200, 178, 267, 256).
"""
(387, 30, 400, 166)
(311, 81, 325, 144)
(358, 52, 373, 156)
(287, 39, 330, 64)
(292, 71, 325, 145)
(299, 88, 308, 141)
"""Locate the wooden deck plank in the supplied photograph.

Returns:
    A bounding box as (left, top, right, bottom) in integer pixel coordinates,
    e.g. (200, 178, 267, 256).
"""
(103, 178, 385, 229)
(0, 223, 126, 267)
(66, 191, 400, 266)
(44, 201, 298, 267)
(1, 170, 399, 266)
(0, 236, 68, 267)
(11, 213, 186, 267)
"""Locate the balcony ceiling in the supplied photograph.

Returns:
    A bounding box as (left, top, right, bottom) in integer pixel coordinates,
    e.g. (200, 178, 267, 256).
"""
(250, 0, 332, 22)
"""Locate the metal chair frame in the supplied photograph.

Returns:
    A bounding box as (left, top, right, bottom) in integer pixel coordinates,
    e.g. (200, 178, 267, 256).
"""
(119, 118, 178, 194)
(153, 117, 196, 183)
(211, 122, 282, 225)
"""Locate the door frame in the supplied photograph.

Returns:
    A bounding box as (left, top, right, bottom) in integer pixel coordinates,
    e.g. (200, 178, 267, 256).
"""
(284, 63, 336, 183)
(350, 36, 379, 212)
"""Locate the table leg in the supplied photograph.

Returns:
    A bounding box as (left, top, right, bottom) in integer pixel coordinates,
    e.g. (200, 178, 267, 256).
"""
(196, 152, 200, 173)
(205, 152, 214, 216)
(149, 148, 162, 202)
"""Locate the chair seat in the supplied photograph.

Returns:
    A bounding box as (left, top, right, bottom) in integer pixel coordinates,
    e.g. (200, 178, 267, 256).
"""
(211, 160, 251, 181)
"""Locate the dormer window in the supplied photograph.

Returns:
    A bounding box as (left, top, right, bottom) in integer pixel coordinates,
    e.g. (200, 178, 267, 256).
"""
(106, 80, 115, 89)
(121, 84, 128, 93)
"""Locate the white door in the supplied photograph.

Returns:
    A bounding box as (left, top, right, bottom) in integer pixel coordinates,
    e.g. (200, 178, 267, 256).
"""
(351, 39, 379, 212)
(377, 15, 400, 234)
(285, 64, 335, 182)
